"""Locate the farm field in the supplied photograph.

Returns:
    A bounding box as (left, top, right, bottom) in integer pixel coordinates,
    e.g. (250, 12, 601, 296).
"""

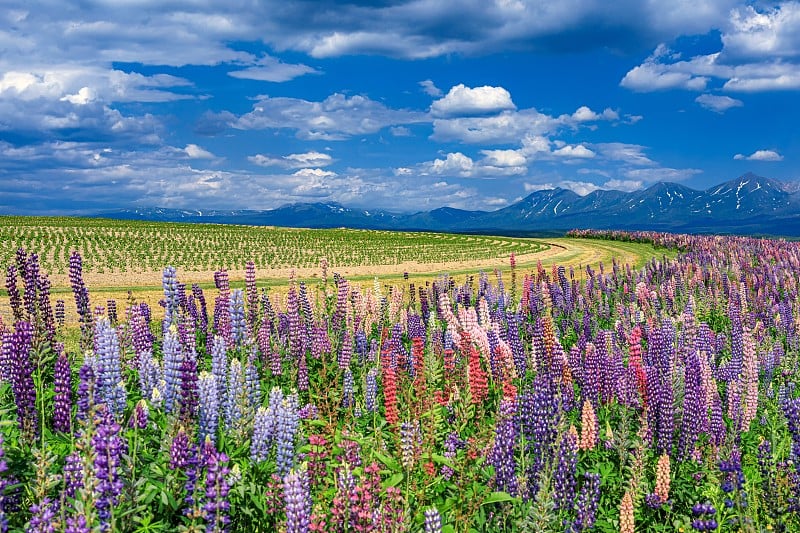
(0, 216, 672, 326)
(2, 225, 795, 532)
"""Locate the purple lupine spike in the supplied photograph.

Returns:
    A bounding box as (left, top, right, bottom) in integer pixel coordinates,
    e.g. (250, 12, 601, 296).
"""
(191, 284, 208, 336)
(8, 321, 38, 439)
(245, 261, 259, 331)
(178, 350, 198, 423)
(22, 252, 40, 322)
(284, 467, 312, 533)
(55, 299, 65, 327)
(678, 350, 705, 460)
(92, 405, 127, 531)
(520, 374, 560, 500)
(214, 269, 232, 346)
(245, 351, 261, 408)
(27, 497, 59, 533)
(505, 312, 527, 378)
(53, 350, 73, 433)
(210, 335, 228, 408)
(162, 266, 180, 330)
(338, 331, 352, 370)
(552, 431, 578, 511)
(286, 284, 303, 360)
(76, 363, 95, 422)
(162, 325, 183, 414)
(225, 358, 245, 432)
(342, 368, 354, 409)
(582, 342, 601, 406)
(297, 353, 309, 392)
(332, 277, 349, 334)
(365, 367, 378, 413)
(424, 508, 442, 533)
(198, 372, 219, 443)
(129, 399, 149, 430)
(37, 273, 56, 345)
(489, 399, 519, 497)
(570, 473, 601, 532)
(203, 442, 232, 532)
(93, 317, 126, 417)
(5, 265, 23, 323)
(229, 289, 247, 347)
(275, 392, 300, 476)
(69, 251, 93, 349)
(63, 451, 83, 499)
(170, 427, 192, 471)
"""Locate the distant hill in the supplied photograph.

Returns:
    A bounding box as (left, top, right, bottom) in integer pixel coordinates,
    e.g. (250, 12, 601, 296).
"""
(95, 173, 800, 236)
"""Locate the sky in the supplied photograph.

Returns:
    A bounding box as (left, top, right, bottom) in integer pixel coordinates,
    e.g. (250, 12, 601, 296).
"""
(0, 1, 799, 215)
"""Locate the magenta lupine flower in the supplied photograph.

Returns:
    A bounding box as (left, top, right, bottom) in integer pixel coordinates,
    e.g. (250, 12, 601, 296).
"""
(283, 468, 311, 533)
(53, 350, 73, 433)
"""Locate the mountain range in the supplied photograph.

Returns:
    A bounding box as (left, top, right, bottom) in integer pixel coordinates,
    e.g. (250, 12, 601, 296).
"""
(95, 173, 800, 236)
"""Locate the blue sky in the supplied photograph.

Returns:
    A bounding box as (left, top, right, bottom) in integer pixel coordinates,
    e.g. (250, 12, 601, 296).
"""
(1, 1, 798, 214)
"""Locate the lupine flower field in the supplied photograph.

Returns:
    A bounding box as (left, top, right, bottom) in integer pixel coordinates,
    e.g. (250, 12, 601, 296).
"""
(1, 228, 800, 532)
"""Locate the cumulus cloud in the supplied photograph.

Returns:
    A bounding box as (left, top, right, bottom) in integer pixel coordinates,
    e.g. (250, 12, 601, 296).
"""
(622, 3, 800, 93)
(695, 94, 744, 112)
(553, 144, 596, 158)
(734, 149, 784, 161)
(227, 93, 426, 140)
(428, 152, 475, 177)
(431, 84, 516, 117)
(572, 106, 619, 122)
(603, 179, 643, 192)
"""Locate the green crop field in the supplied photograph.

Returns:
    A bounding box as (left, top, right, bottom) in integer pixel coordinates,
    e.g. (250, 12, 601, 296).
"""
(0, 216, 548, 278)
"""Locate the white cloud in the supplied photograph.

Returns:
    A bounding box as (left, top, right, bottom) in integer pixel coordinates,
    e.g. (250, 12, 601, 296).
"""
(572, 106, 619, 122)
(231, 93, 426, 140)
(431, 109, 559, 144)
(228, 55, 319, 82)
(559, 180, 602, 196)
(595, 143, 655, 166)
(734, 149, 783, 161)
(419, 79, 443, 97)
(695, 94, 744, 112)
(184, 144, 215, 159)
(553, 144, 596, 158)
(523, 182, 556, 192)
(431, 84, 516, 117)
(292, 168, 338, 178)
(249, 151, 334, 168)
(479, 149, 527, 168)
(390, 126, 412, 137)
(622, 4, 800, 93)
(623, 167, 703, 181)
(603, 179, 643, 192)
(428, 152, 474, 177)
